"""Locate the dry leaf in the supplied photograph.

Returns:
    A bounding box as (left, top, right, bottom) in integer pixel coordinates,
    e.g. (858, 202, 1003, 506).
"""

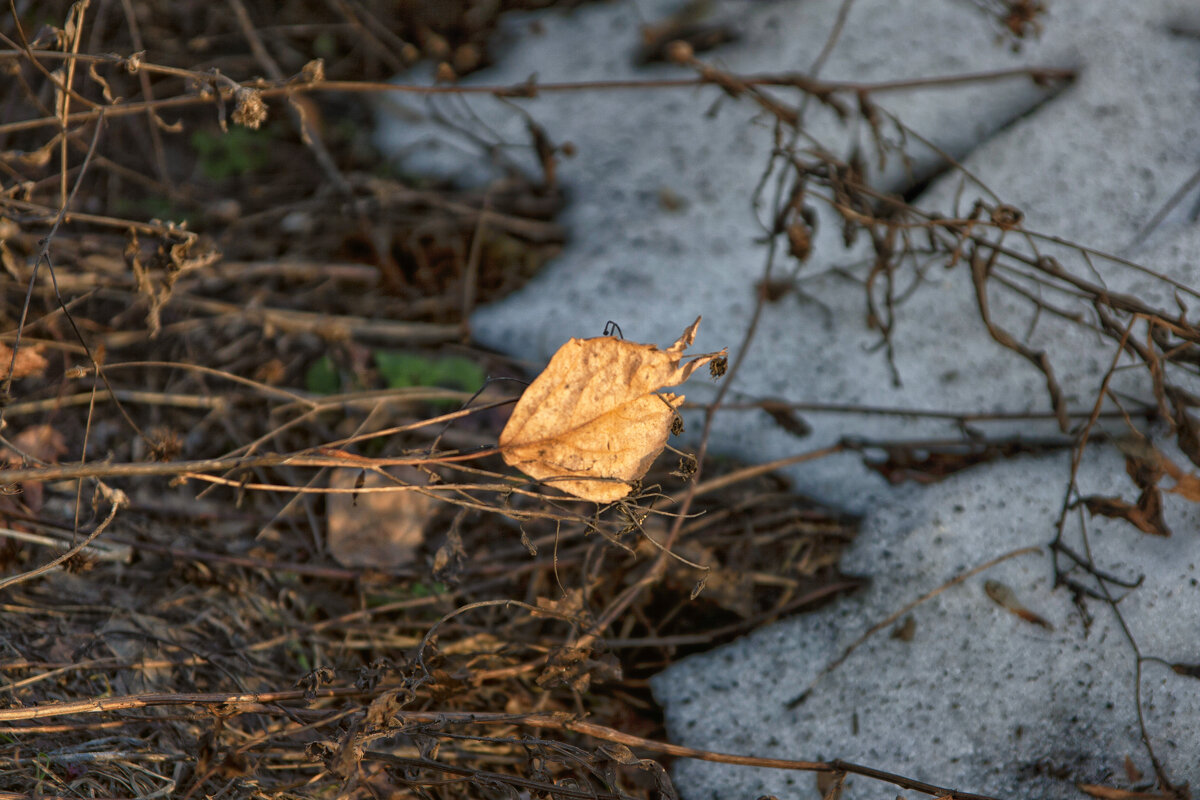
(0, 343, 48, 379)
(1085, 436, 1200, 538)
(325, 467, 433, 568)
(1082, 492, 1170, 537)
(536, 644, 621, 692)
(364, 689, 409, 730)
(1166, 386, 1200, 469)
(658, 536, 754, 617)
(1148, 443, 1200, 502)
(499, 317, 726, 502)
(983, 579, 1054, 630)
(4, 424, 67, 512)
(7, 424, 67, 464)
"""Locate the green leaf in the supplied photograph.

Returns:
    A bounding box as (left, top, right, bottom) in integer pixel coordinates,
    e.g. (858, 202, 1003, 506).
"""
(374, 352, 486, 408)
(305, 355, 340, 394)
(429, 356, 486, 394)
(314, 31, 337, 58)
(365, 581, 448, 607)
(374, 351, 435, 389)
(190, 126, 272, 180)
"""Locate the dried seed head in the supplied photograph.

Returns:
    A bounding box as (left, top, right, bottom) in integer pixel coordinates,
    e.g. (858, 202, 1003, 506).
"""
(453, 44, 481, 74)
(422, 30, 451, 59)
(62, 551, 95, 575)
(301, 58, 325, 83)
(990, 204, 1024, 230)
(232, 87, 267, 129)
(787, 219, 812, 262)
(666, 40, 694, 63)
(147, 426, 182, 462)
(709, 355, 728, 379)
(670, 413, 684, 436)
(675, 454, 697, 480)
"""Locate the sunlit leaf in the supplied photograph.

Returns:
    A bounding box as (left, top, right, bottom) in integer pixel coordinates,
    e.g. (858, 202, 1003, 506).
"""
(499, 316, 726, 502)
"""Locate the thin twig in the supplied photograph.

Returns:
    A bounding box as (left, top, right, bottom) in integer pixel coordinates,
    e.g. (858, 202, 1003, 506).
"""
(0, 483, 126, 593)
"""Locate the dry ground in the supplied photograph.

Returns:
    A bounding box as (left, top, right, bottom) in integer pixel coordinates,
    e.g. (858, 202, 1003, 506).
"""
(0, 3, 857, 797)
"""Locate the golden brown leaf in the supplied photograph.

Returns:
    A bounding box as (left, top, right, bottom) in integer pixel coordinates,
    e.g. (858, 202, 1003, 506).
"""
(499, 317, 726, 502)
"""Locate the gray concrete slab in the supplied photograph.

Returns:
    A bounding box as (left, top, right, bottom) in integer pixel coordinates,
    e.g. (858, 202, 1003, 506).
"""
(377, 1, 1200, 796)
